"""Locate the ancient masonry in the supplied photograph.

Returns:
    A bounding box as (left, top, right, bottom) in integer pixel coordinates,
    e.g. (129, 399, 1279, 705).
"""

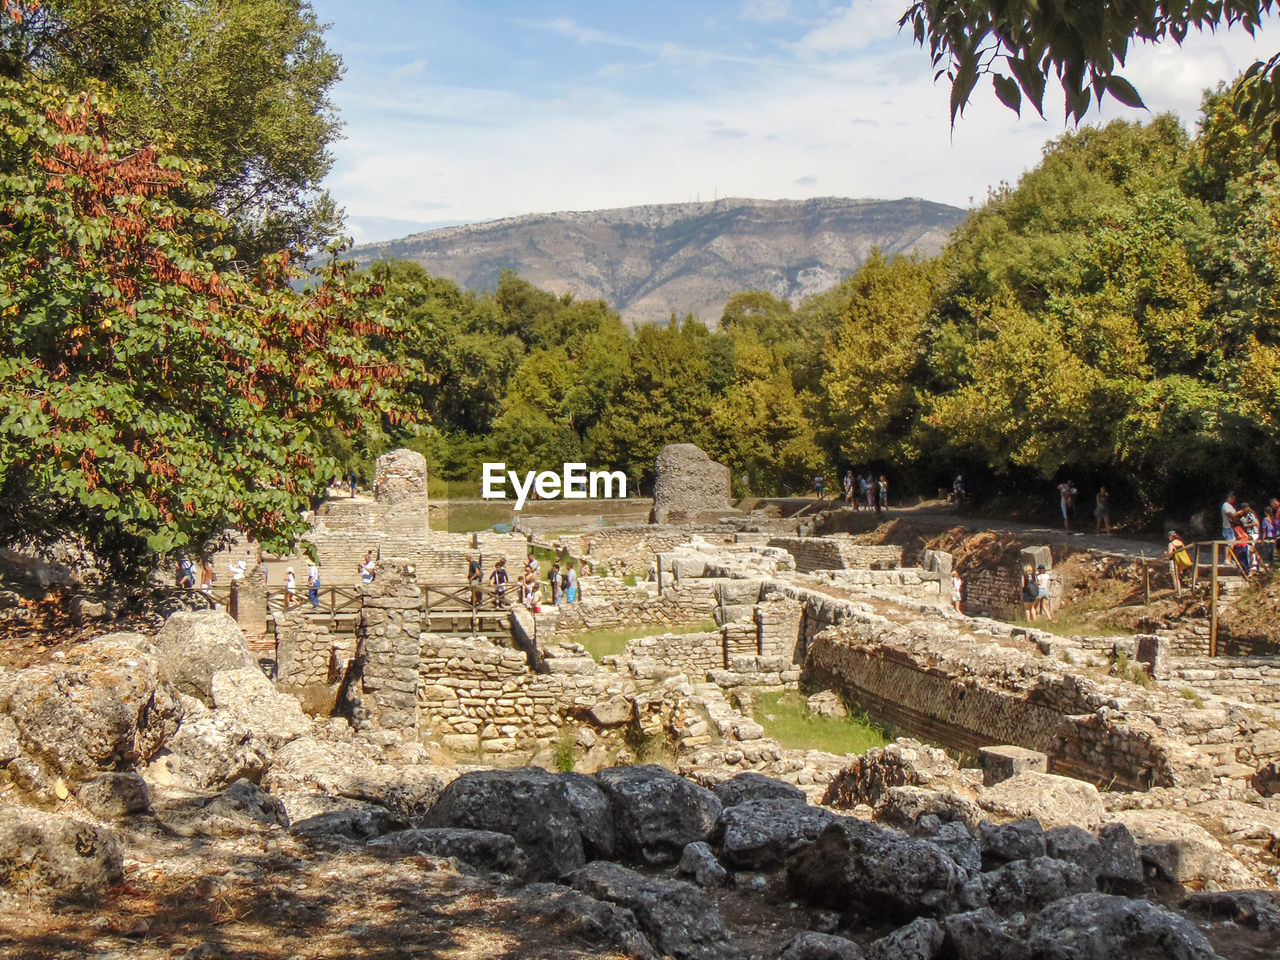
(649, 443, 733, 524)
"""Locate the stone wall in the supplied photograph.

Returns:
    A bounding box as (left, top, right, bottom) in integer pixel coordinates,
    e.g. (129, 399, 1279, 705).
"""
(961, 566, 1021, 620)
(625, 631, 726, 678)
(273, 609, 337, 686)
(345, 561, 422, 749)
(1171, 658, 1280, 710)
(549, 582, 718, 633)
(649, 443, 732, 523)
(766, 536, 903, 573)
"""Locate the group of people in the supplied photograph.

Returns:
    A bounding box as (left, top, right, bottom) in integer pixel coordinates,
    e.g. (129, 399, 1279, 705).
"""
(1056, 480, 1112, 536)
(834, 471, 889, 513)
(1020, 564, 1056, 621)
(468, 550, 581, 612)
(1218, 492, 1279, 576)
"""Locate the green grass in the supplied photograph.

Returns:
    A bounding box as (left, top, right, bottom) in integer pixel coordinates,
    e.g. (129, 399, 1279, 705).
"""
(1012, 612, 1132, 638)
(752, 689, 890, 755)
(439, 501, 513, 533)
(571, 619, 719, 661)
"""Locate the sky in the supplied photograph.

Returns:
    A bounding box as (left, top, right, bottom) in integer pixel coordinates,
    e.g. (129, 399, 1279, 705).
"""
(308, 0, 1280, 244)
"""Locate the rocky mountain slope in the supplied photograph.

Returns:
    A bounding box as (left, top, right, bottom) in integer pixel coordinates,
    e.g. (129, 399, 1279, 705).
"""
(353, 197, 967, 325)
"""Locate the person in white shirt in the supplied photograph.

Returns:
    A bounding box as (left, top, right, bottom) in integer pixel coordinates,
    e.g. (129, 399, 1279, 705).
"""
(307, 560, 320, 609)
(284, 567, 297, 608)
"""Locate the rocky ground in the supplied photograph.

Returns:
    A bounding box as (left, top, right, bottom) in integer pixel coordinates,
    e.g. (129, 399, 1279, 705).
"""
(0, 612, 1278, 960)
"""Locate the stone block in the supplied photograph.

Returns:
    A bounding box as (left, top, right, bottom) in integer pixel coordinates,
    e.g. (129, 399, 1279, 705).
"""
(1019, 546, 1052, 573)
(979, 745, 1049, 787)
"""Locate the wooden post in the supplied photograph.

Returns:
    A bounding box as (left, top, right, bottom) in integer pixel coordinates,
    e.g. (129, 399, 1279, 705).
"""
(1210, 541, 1219, 658)
(1190, 543, 1200, 593)
(1142, 553, 1150, 605)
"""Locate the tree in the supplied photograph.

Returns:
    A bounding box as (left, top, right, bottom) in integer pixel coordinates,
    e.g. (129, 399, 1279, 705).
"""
(0, 77, 414, 577)
(0, 0, 343, 259)
(901, 0, 1280, 150)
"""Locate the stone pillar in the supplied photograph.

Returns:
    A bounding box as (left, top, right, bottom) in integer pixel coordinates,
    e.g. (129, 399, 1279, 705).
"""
(979, 745, 1049, 786)
(274, 609, 333, 686)
(352, 559, 422, 748)
(229, 564, 268, 634)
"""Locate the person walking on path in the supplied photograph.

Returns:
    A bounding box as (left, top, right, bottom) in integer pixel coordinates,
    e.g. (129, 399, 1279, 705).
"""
(563, 562, 579, 603)
(467, 553, 482, 605)
(1167, 531, 1193, 596)
(951, 571, 963, 614)
(284, 567, 297, 609)
(548, 560, 562, 605)
(307, 559, 320, 609)
(878, 475, 889, 512)
(1057, 480, 1077, 533)
(1021, 566, 1039, 621)
(347, 470, 358, 498)
(359, 551, 376, 584)
(1094, 486, 1112, 536)
(843, 470, 854, 505)
(813, 474, 824, 501)
(1035, 565, 1054, 621)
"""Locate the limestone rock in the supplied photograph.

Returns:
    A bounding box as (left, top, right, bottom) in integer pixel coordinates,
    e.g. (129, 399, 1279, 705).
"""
(0, 805, 122, 901)
(156, 779, 289, 838)
(371, 828, 529, 879)
(559, 771, 616, 860)
(148, 710, 269, 791)
(209, 667, 311, 749)
(919, 818, 980, 876)
(424, 767, 584, 881)
(964, 856, 1094, 913)
(5, 636, 182, 782)
(806, 690, 847, 719)
(717, 798, 835, 870)
(978, 773, 1104, 831)
(1184, 890, 1280, 933)
(153, 611, 255, 703)
(677, 840, 729, 888)
(587, 695, 633, 728)
(596, 764, 722, 866)
(290, 805, 406, 843)
(1111, 809, 1248, 886)
(876, 786, 982, 831)
(787, 819, 965, 921)
(712, 771, 806, 808)
(568, 860, 735, 960)
(979, 818, 1046, 865)
(374, 448, 427, 506)
(649, 444, 732, 525)
(1095, 822, 1144, 889)
(1024, 892, 1218, 960)
(76, 772, 150, 819)
(863, 917, 944, 960)
(942, 908, 1028, 960)
(779, 931, 865, 960)
(517, 882, 658, 960)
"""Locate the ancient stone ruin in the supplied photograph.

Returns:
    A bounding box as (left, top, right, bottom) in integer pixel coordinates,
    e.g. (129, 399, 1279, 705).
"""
(649, 442, 733, 524)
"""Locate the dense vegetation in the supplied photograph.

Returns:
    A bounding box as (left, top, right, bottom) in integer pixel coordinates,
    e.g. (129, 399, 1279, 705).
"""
(348, 93, 1280, 520)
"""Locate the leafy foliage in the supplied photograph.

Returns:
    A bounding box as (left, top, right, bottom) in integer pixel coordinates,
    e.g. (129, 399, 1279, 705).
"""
(0, 77, 413, 576)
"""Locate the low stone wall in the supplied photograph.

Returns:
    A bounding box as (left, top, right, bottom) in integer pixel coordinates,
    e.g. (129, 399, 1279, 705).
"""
(1171, 658, 1280, 709)
(816, 568, 945, 602)
(766, 536, 903, 573)
(549, 582, 717, 633)
(273, 610, 336, 686)
(961, 566, 1021, 620)
(625, 631, 725, 678)
(801, 610, 1274, 796)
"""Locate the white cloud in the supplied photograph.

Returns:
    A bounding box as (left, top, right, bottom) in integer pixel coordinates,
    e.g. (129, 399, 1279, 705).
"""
(790, 0, 907, 56)
(742, 0, 792, 23)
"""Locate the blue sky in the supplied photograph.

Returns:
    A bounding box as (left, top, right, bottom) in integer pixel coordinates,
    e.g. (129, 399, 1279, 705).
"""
(310, 1, 1280, 243)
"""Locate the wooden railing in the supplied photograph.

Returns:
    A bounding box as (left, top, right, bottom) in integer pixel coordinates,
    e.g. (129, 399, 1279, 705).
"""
(1174, 539, 1271, 656)
(254, 581, 519, 635)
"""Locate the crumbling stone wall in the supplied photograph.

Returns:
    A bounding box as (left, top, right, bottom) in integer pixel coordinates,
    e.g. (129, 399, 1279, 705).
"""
(649, 443, 733, 524)
(273, 609, 336, 686)
(347, 560, 422, 749)
(767, 536, 902, 573)
(549, 582, 718, 633)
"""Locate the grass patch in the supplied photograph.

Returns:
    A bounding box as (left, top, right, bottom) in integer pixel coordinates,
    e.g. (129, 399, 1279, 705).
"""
(571, 619, 719, 661)
(1011, 612, 1133, 638)
(753, 689, 890, 756)
(440, 501, 513, 533)
(1178, 686, 1205, 708)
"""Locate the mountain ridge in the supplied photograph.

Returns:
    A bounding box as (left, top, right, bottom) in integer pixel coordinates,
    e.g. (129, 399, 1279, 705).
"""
(353, 196, 968, 324)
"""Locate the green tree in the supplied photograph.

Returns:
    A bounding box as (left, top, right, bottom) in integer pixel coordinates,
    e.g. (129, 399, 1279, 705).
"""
(0, 77, 413, 576)
(0, 0, 343, 259)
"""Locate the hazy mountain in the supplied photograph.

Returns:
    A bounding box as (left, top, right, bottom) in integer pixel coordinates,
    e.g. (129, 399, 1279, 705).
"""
(352, 196, 968, 325)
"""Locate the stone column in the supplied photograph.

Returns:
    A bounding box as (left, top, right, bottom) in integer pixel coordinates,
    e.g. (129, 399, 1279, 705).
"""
(352, 559, 422, 748)
(229, 564, 268, 634)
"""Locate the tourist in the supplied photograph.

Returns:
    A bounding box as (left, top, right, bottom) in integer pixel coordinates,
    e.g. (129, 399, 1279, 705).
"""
(865, 473, 876, 511)
(1221, 491, 1239, 542)
(199, 561, 214, 595)
(489, 557, 508, 607)
(177, 558, 196, 590)
(856, 473, 868, 511)
(1035, 565, 1054, 621)
(813, 474, 824, 500)
(284, 567, 297, 609)
(1262, 507, 1279, 566)
(951, 571, 963, 614)
(524, 572, 543, 611)
(548, 560, 562, 605)
(307, 559, 321, 609)
(359, 550, 376, 584)
(1057, 480, 1077, 533)
(467, 553, 482, 606)
(564, 562, 579, 603)
(878, 475, 889, 512)
(1095, 485, 1112, 537)
(228, 559, 247, 580)
(951, 473, 965, 504)
(1167, 531, 1192, 596)
(1021, 566, 1039, 621)
(525, 549, 539, 579)
(347, 469, 358, 498)
(843, 470, 854, 505)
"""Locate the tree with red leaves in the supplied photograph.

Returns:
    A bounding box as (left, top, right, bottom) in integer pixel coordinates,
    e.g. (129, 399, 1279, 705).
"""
(0, 76, 416, 578)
